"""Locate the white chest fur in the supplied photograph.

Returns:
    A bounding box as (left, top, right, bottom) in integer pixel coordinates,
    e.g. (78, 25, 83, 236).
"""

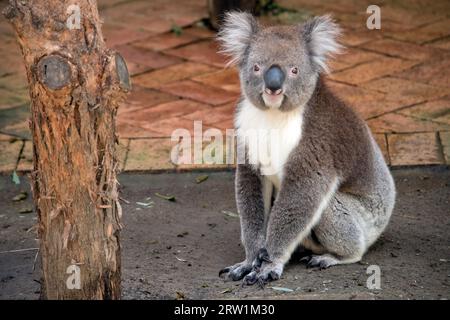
(235, 99, 303, 191)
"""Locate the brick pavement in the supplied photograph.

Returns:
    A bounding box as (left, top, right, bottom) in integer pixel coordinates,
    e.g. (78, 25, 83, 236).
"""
(0, 0, 449, 173)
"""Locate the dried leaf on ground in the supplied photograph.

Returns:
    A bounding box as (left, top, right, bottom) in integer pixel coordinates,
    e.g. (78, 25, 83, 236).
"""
(195, 174, 209, 184)
(12, 191, 27, 202)
(155, 193, 176, 202)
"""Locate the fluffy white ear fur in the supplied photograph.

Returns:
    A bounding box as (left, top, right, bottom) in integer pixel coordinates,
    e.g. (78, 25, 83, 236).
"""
(302, 15, 343, 73)
(217, 11, 258, 66)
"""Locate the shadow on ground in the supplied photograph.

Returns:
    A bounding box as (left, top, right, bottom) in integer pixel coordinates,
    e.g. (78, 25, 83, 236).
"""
(0, 167, 449, 299)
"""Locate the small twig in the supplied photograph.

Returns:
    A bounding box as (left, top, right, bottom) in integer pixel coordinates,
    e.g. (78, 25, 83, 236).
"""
(175, 256, 187, 262)
(32, 248, 40, 271)
(0, 247, 39, 254)
(26, 224, 38, 233)
(119, 196, 130, 204)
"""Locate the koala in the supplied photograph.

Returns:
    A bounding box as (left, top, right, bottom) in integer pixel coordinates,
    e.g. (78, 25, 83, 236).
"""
(217, 12, 396, 286)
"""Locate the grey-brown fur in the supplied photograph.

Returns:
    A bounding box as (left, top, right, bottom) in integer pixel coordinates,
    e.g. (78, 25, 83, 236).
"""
(218, 12, 396, 286)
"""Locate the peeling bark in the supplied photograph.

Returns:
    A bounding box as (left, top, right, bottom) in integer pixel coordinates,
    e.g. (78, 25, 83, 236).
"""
(3, 0, 129, 299)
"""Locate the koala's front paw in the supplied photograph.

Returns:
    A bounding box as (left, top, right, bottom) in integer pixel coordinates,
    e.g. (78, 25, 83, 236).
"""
(243, 262, 283, 288)
(251, 248, 272, 271)
(219, 261, 252, 281)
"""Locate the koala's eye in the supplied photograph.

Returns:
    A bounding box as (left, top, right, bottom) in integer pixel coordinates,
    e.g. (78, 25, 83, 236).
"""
(290, 67, 299, 75)
(253, 64, 260, 72)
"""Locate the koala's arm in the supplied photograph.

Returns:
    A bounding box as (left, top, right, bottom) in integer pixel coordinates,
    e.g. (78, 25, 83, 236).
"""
(235, 163, 266, 262)
(265, 162, 340, 264)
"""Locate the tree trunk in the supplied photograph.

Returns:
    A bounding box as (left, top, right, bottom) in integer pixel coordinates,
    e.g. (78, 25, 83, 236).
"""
(3, 0, 130, 299)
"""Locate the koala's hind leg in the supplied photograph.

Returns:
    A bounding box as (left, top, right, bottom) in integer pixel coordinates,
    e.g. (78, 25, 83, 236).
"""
(302, 192, 367, 269)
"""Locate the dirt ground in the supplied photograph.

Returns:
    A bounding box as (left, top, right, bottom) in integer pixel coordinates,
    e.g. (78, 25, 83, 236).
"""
(0, 166, 449, 300)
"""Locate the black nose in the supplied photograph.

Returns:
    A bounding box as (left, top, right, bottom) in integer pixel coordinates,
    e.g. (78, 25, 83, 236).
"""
(264, 65, 285, 92)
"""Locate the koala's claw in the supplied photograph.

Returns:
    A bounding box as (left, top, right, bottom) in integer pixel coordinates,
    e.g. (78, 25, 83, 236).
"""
(242, 263, 283, 287)
(299, 255, 311, 265)
(257, 277, 266, 289)
(219, 262, 253, 281)
(219, 267, 231, 277)
(242, 271, 258, 286)
(300, 255, 337, 269)
(269, 270, 280, 281)
(252, 248, 272, 270)
(258, 248, 272, 263)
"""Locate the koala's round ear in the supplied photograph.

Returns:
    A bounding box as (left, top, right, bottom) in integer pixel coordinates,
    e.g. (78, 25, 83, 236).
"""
(301, 15, 343, 73)
(217, 11, 259, 67)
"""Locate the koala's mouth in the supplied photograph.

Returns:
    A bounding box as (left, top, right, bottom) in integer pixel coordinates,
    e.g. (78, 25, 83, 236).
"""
(262, 89, 284, 109)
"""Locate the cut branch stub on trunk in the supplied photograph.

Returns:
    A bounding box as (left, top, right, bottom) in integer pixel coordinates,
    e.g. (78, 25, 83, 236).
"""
(3, 0, 130, 299)
(36, 54, 73, 90)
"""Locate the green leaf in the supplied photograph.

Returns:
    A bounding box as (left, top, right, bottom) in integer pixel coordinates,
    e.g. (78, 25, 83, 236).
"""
(171, 23, 183, 36)
(195, 174, 209, 184)
(12, 171, 20, 185)
(19, 207, 33, 214)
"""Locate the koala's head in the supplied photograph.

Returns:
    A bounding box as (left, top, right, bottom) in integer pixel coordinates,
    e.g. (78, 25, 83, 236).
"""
(218, 12, 342, 111)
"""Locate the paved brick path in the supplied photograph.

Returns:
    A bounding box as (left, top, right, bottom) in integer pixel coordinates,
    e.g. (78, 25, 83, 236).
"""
(0, 0, 449, 173)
